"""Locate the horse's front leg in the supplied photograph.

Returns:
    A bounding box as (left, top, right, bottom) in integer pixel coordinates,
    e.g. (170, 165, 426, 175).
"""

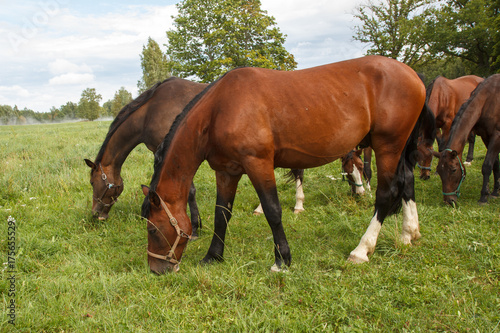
(200, 171, 241, 264)
(479, 138, 500, 204)
(246, 161, 291, 271)
(188, 182, 201, 239)
(491, 155, 500, 197)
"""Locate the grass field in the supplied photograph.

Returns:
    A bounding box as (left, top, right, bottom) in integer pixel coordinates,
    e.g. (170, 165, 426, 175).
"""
(1, 121, 499, 332)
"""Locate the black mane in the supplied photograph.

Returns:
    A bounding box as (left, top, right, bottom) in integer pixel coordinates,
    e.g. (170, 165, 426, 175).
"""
(141, 74, 227, 218)
(94, 77, 176, 164)
(425, 76, 440, 107)
(445, 77, 487, 150)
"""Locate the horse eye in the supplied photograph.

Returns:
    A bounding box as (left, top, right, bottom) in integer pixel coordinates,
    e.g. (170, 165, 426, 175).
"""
(148, 229, 157, 235)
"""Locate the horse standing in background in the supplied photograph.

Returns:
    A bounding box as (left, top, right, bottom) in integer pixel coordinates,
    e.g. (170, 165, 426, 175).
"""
(417, 75, 483, 179)
(436, 74, 500, 205)
(84, 77, 206, 237)
(141, 56, 433, 274)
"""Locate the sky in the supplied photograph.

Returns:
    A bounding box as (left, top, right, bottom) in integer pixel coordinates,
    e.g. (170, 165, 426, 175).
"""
(0, 0, 365, 113)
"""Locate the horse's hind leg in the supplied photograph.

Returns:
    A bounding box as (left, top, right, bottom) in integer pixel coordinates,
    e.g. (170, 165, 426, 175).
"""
(188, 182, 201, 239)
(465, 132, 476, 165)
(291, 169, 305, 214)
(201, 171, 242, 264)
(491, 154, 500, 198)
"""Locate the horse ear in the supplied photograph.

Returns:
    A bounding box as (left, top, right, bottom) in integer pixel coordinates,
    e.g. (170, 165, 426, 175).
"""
(146, 187, 161, 208)
(450, 150, 458, 158)
(84, 159, 97, 170)
(141, 185, 150, 197)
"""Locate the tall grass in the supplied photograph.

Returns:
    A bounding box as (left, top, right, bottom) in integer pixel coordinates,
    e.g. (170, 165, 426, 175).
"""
(1, 121, 499, 332)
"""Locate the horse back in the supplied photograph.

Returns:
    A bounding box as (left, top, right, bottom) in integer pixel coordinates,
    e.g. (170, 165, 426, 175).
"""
(203, 56, 425, 169)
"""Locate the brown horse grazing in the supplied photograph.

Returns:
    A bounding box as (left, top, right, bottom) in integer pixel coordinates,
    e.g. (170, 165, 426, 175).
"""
(141, 56, 431, 274)
(436, 74, 500, 205)
(417, 75, 483, 179)
(342, 148, 372, 195)
(84, 77, 206, 236)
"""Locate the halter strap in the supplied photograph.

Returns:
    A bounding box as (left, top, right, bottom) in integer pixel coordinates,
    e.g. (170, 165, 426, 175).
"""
(146, 194, 191, 265)
(93, 164, 123, 207)
(441, 148, 466, 197)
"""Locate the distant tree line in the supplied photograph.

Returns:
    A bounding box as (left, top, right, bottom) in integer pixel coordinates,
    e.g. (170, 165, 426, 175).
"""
(1, 86, 132, 125)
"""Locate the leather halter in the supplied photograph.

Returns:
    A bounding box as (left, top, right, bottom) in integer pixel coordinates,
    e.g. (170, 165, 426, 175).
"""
(146, 194, 191, 265)
(93, 164, 122, 207)
(441, 149, 466, 197)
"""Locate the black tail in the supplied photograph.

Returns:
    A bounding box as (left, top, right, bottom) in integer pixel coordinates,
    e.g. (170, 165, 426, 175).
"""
(378, 102, 435, 220)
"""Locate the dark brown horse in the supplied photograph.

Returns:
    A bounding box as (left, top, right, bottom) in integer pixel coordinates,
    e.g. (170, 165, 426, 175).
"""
(141, 56, 431, 274)
(436, 74, 500, 205)
(417, 75, 483, 179)
(84, 77, 206, 237)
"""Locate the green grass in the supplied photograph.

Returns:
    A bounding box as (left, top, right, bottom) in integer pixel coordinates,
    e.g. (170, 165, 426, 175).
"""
(1, 121, 499, 332)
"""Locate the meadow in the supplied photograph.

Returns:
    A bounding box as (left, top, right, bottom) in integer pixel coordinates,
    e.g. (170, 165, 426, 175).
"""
(0, 121, 499, 332)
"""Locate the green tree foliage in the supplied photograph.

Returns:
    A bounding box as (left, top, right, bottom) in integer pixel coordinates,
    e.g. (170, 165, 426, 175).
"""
(137, 37, 171, 93)
(110, 87, 133, 117)
(166, 0, 297, 83)
(491, 0, 500, 72)
(425, 0, 497, 76)
(353, 0, 434, 67)
(78, 88, 102, 121)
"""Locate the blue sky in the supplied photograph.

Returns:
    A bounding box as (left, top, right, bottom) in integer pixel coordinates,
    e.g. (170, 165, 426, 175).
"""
(0, 0, 364, 113)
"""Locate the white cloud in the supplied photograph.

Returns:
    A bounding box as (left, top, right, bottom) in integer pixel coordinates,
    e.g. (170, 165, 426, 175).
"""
(0, 85, 31, 98)
(49, 73, 95, 85)
(48, 59, 93, 75)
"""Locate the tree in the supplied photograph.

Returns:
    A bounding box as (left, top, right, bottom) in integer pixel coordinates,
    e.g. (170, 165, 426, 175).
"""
(78, 88, 102, 121)
(137, 37, 171, 93)
(491, 0, 500, 72)
(110, 87, 133, 117)
(59, 101, 78, 120)
(353, 0, 434, 67)
(166, 0, 297, 83)
(425, 0, 497, 76)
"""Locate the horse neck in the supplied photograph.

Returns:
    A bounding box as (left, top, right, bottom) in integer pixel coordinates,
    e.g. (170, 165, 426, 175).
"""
(156, 111, 208, 207)
(99, 119, 145, 177)
(447, 100, 483, 154)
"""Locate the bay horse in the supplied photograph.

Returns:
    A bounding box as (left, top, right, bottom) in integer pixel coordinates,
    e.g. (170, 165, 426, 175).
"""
(436, 74, 500, 205)
(84, 77, 206, 237)
(141, 56, 431, 274)
(342, 148, 372, 195)
(417, 75, 483, 179)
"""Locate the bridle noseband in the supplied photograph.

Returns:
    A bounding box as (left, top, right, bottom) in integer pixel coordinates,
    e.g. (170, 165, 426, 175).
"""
(146, 194, 191, 266)
(441, 149, 466, 197)
(93, 164, 122, 207)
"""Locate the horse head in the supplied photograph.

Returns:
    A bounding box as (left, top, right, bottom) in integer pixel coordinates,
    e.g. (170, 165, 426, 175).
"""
(341, 149, 365, 195)
(416, 139, 434, 180)
(84, 159, 124, 220)
(435, 149, 466, 206)
(141, 185, 191, 274)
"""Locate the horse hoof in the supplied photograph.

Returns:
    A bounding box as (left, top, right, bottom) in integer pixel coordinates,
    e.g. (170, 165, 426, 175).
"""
(270, 263, 288, 273)
(478, 200, 488, 206)
(98, 216, 107, 221)
(293, 208, 304, 214)
(253, 211, 262, 216)
(347, 253, 369, 264)
(464, 161, 472, 166)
